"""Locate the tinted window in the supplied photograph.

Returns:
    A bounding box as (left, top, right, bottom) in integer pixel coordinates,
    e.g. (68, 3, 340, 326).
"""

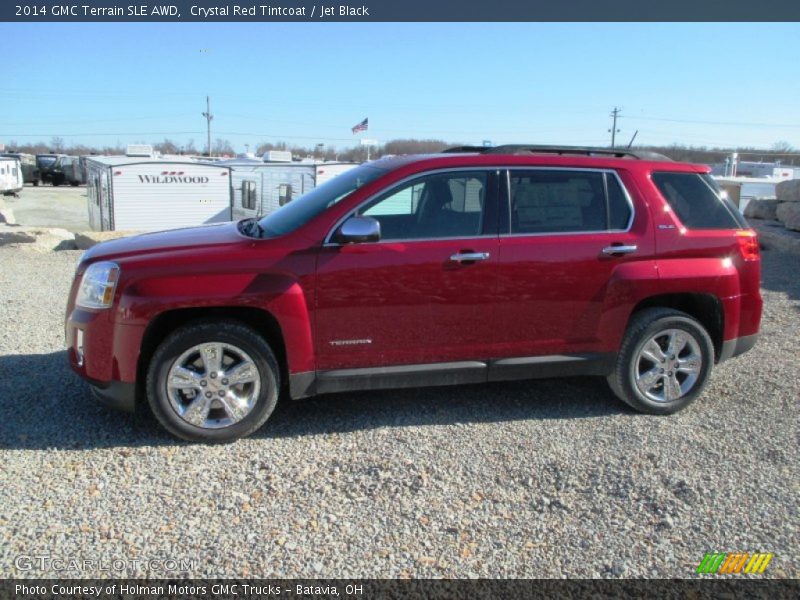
(509, 170, 608, 234)
(359, 171, 487, 240)
(37, 155, 57, 167)
(652, 172, 741, 229)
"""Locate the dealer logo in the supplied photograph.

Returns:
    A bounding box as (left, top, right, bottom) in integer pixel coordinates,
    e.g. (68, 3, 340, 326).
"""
(696, 552, 774, 574)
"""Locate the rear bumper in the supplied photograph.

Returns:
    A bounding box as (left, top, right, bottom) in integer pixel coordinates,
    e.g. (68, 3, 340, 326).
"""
(718, 333, 759, 363)
(89, 380, 137, 413)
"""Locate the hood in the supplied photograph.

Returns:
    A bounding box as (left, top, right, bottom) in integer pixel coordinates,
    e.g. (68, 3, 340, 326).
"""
(82, 221, 245, 262)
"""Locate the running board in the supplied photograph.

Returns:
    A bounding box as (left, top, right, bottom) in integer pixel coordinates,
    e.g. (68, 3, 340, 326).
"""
(289, 353, 614, 399)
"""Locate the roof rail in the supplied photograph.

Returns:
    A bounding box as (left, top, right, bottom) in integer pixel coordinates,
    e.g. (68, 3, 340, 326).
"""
(442, 144, 672, 161)
(441, 145, 491, 153)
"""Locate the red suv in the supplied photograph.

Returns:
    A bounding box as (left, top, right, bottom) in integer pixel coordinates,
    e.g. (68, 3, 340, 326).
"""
(65, 146, 762, 442)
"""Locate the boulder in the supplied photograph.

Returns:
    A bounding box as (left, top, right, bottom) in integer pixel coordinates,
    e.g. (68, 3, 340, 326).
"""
(0, 207, 16, 225)
(0, 228, 36, 246)
(744, 198, 781, 221)
(751, 218, 800, 256)
(0, 226, 76, 251)
(74, 230, 139, 250)
(775, 179, 800, 202)
(776, 202, 800, 232)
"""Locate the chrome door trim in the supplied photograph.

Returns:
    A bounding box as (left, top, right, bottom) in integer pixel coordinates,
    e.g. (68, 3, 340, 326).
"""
(450, 252, 491, 262)
(601, 244, 638, 255)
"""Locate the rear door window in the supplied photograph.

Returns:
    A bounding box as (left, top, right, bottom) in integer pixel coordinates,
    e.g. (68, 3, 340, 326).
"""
(508, 170, 632, 234)
(652, 172, 744, 229)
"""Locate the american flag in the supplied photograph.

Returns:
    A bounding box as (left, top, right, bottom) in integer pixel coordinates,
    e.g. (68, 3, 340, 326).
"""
(351, 118, 368, 134)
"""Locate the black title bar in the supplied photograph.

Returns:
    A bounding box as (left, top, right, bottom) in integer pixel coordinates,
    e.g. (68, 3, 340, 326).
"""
(3, 1, 800, 22)
(3, 579, 800, 600)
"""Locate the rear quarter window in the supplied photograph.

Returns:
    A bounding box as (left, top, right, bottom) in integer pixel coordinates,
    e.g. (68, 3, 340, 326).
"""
(652, 172, 745, 229)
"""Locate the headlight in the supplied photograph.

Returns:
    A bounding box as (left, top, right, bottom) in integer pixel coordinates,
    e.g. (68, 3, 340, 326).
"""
(76, 261, 120, 309)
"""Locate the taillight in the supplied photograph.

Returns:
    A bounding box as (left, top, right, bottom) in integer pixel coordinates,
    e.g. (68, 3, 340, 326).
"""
(736, 230, 759, 261)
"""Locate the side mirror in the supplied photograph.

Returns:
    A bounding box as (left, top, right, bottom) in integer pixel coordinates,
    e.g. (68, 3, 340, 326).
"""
(334, 216, 381, 244)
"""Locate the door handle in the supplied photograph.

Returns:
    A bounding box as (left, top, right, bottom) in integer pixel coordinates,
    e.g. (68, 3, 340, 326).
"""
(450, 252, 490, 263)
(601, 244, 638, 256)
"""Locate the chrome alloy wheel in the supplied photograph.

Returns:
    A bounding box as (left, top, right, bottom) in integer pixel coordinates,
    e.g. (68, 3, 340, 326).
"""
(166, 342, 261, 429)
(634, 328, 703, 403)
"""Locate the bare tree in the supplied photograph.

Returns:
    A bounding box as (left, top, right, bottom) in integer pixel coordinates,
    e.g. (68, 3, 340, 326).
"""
(50, 136, 65, 153)
(771, 140, 795, 153)
(212, 138, 235, 156)
(155, 138, 180, 154)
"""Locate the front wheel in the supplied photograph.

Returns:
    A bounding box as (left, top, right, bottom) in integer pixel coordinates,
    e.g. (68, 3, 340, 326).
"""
(607, 308, 714, 415)
(146, 320, 280, 442)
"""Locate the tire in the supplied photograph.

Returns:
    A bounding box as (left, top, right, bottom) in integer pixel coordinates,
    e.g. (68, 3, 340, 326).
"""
(33, 180, 39, 187)
(146, 320, 280, 442)
(607, 308, 714, 415)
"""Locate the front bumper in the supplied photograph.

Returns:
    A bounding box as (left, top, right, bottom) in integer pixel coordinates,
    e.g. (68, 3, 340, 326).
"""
(90, 380, 137, 412)
(718, 333, 759, 363)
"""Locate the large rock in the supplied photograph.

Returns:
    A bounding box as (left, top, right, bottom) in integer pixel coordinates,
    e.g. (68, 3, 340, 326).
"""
(744, 198, 781, 220)
(776, 179, 800, 202)
(0, 228, 36, 246)
(776, 202, 800, 232)
(0, 226, 76, 250)
(751, 218, 800, 256)
(74, 230, 139, 250)
(0, 207, 16, 225)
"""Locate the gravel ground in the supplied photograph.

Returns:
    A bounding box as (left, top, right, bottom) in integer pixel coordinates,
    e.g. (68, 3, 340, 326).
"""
(4, 184, 89, 231)
(0, 244, 797, 579)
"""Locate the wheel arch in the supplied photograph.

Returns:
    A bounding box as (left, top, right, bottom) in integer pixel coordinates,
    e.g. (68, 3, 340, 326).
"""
(629, 293, 724, 362)
(137, 306, 289, 399)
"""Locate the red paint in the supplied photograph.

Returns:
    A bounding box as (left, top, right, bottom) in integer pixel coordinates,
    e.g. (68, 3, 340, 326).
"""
(65, 153, 762, 392)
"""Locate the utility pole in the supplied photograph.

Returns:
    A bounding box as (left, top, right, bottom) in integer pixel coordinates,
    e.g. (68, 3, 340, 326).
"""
(202, 96, 213, 157)
(609, 106, 621, 149)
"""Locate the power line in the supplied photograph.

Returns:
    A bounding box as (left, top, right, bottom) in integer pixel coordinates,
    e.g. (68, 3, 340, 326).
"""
(0, 131, 205, 137)
(622, 114, 800, 129)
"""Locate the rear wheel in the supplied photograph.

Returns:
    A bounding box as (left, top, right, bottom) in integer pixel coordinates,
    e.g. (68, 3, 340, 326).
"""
(146, 320, 279, 442)
(607, 308, 714, 415)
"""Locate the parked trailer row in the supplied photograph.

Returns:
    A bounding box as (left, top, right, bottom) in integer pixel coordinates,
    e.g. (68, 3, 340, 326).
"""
(0, 156, 24, 196)
(85, 156, 233, 231)
(85, 155, 360, 231)
(0, 152, 40, 186)
(220, 157, 359, 220)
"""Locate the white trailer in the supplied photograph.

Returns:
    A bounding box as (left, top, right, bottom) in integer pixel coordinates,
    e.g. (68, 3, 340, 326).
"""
(0, 156, 24, 196)
(222, 159, 359, 220)
(84, 156, 232, 231)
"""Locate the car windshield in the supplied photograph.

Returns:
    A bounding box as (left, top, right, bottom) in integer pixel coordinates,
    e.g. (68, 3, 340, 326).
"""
(255, 164, 386, 238)
(37, 156, 57, 166)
